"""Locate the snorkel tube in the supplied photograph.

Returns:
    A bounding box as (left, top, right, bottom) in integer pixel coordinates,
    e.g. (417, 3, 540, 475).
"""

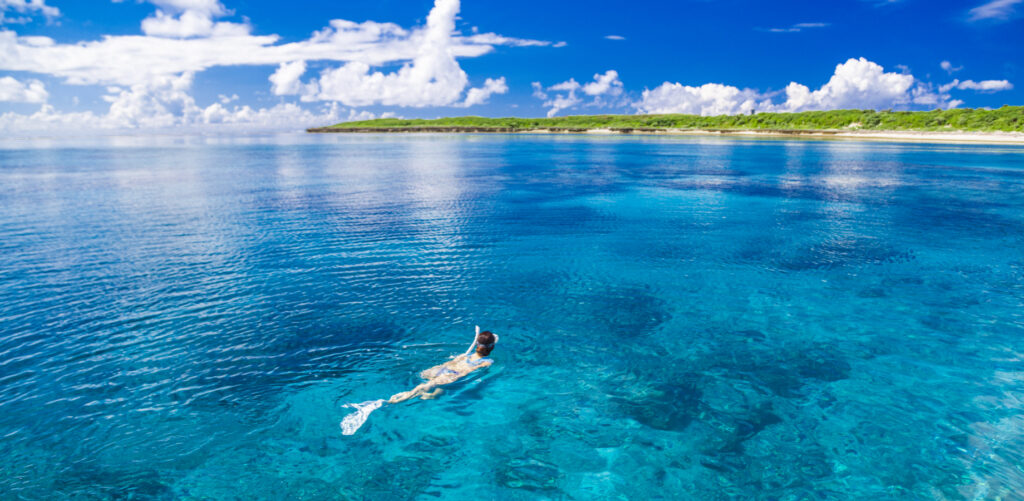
(463, 325, 499, 358)
(464, 325, 480, 358)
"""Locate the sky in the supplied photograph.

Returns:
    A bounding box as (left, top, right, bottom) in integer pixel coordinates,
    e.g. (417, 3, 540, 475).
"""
(0, 0, 1021, 133)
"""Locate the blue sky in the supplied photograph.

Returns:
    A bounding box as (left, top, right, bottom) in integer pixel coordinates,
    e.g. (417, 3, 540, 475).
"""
(0, 0, 1020, 132)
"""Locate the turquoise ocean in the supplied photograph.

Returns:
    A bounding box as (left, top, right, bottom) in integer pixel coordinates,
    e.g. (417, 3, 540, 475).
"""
(1, 134, 1023, 499)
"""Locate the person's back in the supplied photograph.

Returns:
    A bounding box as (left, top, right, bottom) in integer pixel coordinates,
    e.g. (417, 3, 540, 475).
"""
(389, 330, 498, 403)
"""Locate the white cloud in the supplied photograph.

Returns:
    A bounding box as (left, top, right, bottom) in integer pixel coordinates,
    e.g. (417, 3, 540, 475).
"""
(463, 33, 551, 47)
(141, 9, 250, 38)
(0, 0, 545, 133)
(459, 77, 508, 107)
(582, 70, 623, 97)
(638, 83, 767, 115)
(0, 0, 547, 89)
(530, 81, 546, 99)
(940, 79, 1014, 92)
(549, 79, 581, 93)
(309, 0, 471, 107)
(99, 72, 200, 128)
(144, 0, 228, 17)
(958, 79, 1014, 91)
(776, 57, 915, 111)
(0, 75, 47, 102)
(637, 57, 974, 116)
(940, 60, 963, 74)
(0, 0, 58, 24)
(968, 0, 1022, 21)
(541, 78, 580, 117)
(0, 0, 534, 133)
(0, 93, 384, 134)
(111, 0, 250, 38)
(269, 61, 313, 97)
(767, 22, 829, 33)
(604, 35, 625, 40)
(543, 93, 581, 118)
(199, 101, 340, 128)
(537, 70, 625, 117)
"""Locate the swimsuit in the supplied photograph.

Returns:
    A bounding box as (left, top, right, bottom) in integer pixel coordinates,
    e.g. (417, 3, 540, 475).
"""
(464, 355, 494, 367)
(431, 356, 493, 379)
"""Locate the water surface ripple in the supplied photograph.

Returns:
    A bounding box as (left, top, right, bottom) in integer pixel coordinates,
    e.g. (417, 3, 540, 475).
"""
(1, 134, 1023, 499)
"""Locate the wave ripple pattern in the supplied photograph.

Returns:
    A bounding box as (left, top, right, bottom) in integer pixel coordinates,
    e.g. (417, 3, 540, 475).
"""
(1, 134, 1023, 499)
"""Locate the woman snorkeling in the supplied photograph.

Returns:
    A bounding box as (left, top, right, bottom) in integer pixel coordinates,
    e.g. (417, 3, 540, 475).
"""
(340, 327, 498, 435)
(388, 329, 498, 403)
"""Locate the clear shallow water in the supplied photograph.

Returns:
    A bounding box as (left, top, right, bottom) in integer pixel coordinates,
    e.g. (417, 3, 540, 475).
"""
(1, 133, 1023, 500)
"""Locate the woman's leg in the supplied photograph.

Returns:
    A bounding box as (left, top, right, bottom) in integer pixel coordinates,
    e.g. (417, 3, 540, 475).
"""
(389, 381, 436, 403)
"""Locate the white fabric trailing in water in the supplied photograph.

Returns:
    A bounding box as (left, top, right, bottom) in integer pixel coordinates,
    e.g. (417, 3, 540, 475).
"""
(340, 399, 385, 435)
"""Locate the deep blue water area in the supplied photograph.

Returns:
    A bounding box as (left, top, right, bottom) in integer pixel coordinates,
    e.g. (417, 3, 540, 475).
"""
(1, 134, 1023, 499)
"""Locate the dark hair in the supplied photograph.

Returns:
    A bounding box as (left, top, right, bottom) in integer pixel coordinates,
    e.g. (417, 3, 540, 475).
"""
(476, 330, 496, 356)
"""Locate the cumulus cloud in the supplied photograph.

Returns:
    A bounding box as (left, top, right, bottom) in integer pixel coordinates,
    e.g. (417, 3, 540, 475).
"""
(0, 0, 546, 133)
(308, 0, 474, 107)
(544, 92, 581, 118)
(636, 57, 996, 116)
(0, 86, 387, 134)
(968, 0, 1022, 21)
(0, 0, 546, 89)
(777, 58, 915, 111)
(269, 61, 315, 98)
(638, 83, 768, 115)
(0, 0, 58, 24)
(459, 77, 508, 107)
(294, 0, 512, 108)
(583, 70, 624, 97)
(141, 10, 250, 38)
(111, 0, 250, 38)
(0, 75, 47, 102)
(144, 0, 228, 17)
(537, 70, 625, 117)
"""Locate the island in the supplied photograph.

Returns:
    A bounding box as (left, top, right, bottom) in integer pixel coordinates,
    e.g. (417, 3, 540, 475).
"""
(308, 107, 1024, 144)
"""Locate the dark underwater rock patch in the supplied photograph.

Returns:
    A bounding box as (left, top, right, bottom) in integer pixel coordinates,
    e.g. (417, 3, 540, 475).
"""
(534, 280, 672, 340)
(590, 287, 672, 336)
(711, 403, 784, 455)
(694, 338, 854, 400)
(496, 458, 566, 495)
(614, 377, 703, 431)
(735, 329, 767, 342)
(745, 348, 853, 398)
(55, 464, 173, 500)
(794, 348, 853, 383)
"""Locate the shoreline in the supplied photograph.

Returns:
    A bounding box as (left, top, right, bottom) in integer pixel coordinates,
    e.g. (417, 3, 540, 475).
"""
(306, 126, 1024, 145)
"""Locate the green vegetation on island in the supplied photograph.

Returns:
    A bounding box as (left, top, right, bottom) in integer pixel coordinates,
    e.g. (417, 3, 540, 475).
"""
(311, 106, 1024, 133)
